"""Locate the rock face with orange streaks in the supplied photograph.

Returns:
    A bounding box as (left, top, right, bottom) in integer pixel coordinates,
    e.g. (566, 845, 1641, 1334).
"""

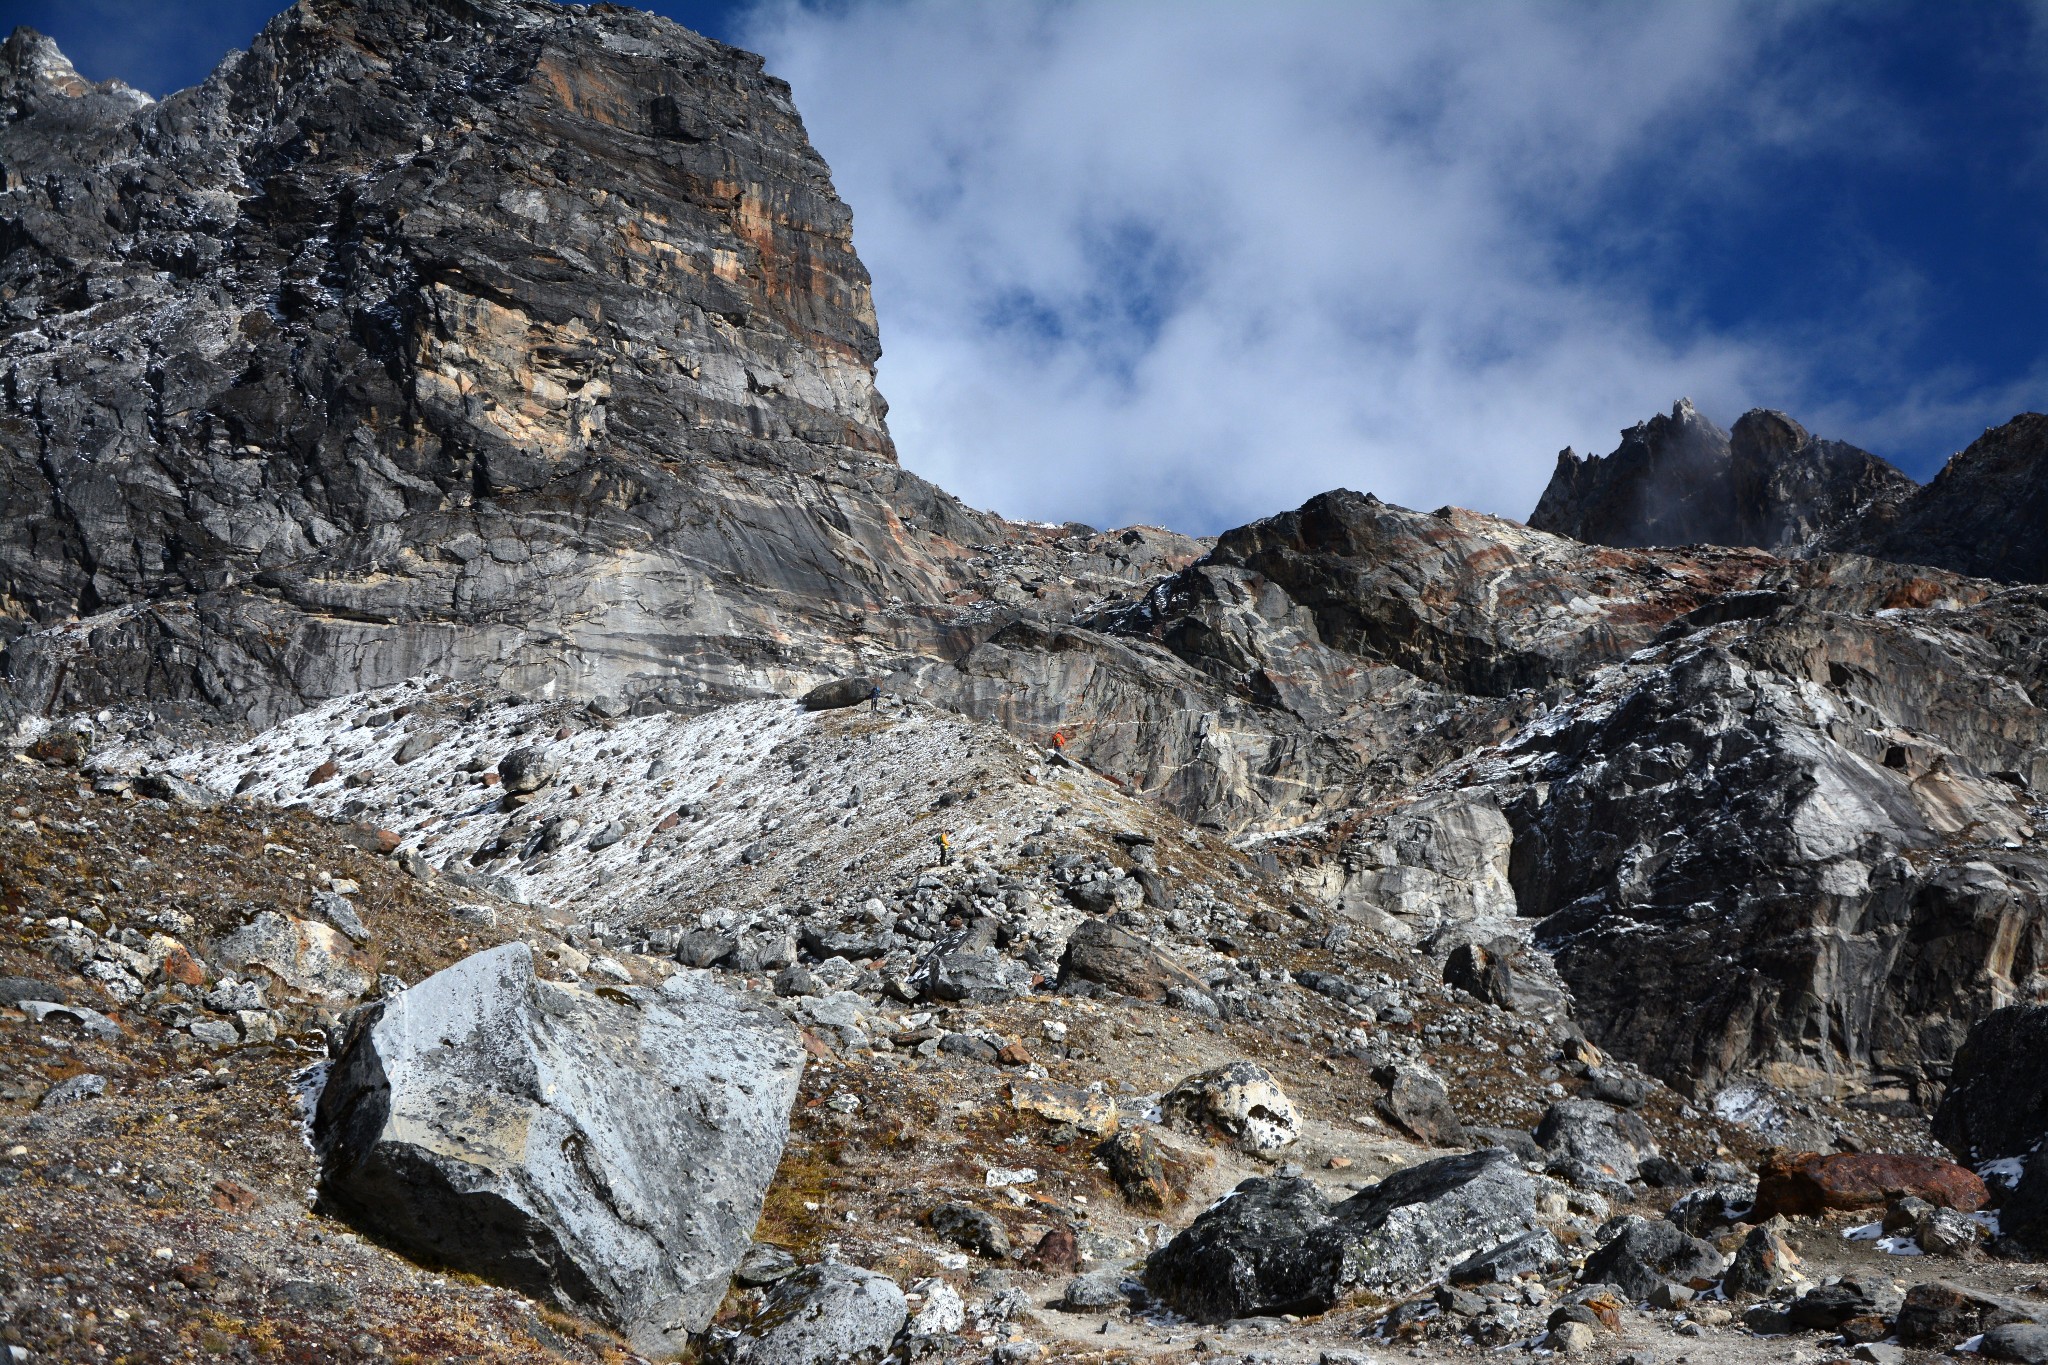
(0, 1, 1023, 721)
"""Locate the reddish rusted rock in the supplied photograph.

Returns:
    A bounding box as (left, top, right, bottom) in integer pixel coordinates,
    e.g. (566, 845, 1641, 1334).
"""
(155, 943, 206, 989)
(340, 823, 402, 855)
(306, 758, 339, 786)
(210, 1178, 259, 1212)
(1021, 1225, 1079, 1273)
(1752, 1150, 1988, 1219)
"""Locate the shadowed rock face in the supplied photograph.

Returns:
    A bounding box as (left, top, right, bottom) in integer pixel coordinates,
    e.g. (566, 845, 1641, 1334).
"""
(1529, 400, 1917, 557)
(0, 0, 1015, 720)
(1530, 400, 1748, 550)
(1834, 412, 2048, 586)
(1530, 400, 2048, 588)
(1494, 564, 2048, 1096)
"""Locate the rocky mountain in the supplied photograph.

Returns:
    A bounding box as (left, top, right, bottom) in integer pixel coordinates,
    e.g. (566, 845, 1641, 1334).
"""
(1842, 411, 2048, 585)
(4, 3, 2048, 1364)
(0, 0, 1201, 728)
(1530, 399, 2048, 586)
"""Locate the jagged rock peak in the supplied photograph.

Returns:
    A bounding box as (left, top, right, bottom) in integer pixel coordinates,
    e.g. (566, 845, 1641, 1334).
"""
(0, 27, 151, 120)
(1529, 399, 1738, 549)
(1533, 399, 2048, 585)
(1530, 399, 1920, 557)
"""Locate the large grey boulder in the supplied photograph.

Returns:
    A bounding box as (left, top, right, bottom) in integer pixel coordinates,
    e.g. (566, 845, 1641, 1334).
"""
(314, 944, 804, 1355)
(1143, 1149, 1538, 1321)
(1535, 1099, 1658, 1183)
(799, 677, 876, 712)
(711, 1263, 907, 1364)
(497, 746, 559, 795)
(1058, 919, 1208, 1003)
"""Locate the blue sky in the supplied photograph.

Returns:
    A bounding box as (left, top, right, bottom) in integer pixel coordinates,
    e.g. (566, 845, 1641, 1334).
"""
(10, 0, 2047, 534)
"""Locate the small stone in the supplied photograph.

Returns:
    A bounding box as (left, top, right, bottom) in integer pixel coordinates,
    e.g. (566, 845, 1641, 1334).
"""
(498, 746, 559, 795)
(908, 1278, 964, 1335)
(1161, 1062, 1301, 1154)
(1096, 1127, 1178, 1211)
(235, 1010, 280, 1044)
(17, 1000, 119, 1037)
(37, 1073, 106, 1108)
(310, 890, 371, 944)
(393, 731, 444, 765)
(930, 1202, 1010, 1259)
(188, 1018, 240, 1047)
(1916, 1204, 1988, 1256)
(1008, 1080, 1117, 1136)
(1546, 1320, 1597, 1353)
(734, 1244, 798, 1287)
(1058, 1270, 1128, 1312)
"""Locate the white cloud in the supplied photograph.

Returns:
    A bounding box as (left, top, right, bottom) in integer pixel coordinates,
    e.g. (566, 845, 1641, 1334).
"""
(738, 1, 1972, 532)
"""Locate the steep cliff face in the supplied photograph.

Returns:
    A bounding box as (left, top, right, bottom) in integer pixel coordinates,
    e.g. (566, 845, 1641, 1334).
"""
(1506, 568, 2048, 1097)
(0, 0, 1019, 721)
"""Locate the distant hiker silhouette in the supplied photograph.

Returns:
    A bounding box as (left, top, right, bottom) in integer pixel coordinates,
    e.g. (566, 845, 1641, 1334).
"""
(868, 684, 881, 711)
(936, 830, 952, 866)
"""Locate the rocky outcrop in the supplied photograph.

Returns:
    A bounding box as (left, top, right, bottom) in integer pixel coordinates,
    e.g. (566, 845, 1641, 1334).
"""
(1530, 400, 1743, 549)
(916, 490, 1778, 832)
(1531, 401, 2048, 588)
(1500, 565, 2048, 1095)
(1530, 401, 1916, 556)
(314, 942, 804, 1354)
(1836, 412, 2048, 585)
